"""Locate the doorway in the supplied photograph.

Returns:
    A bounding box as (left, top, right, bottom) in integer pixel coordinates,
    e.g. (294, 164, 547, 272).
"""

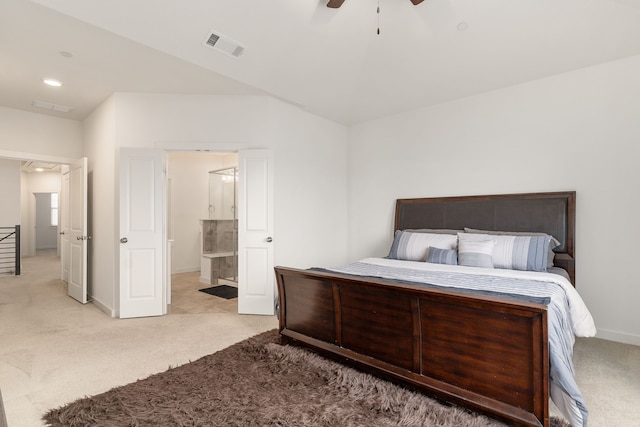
(166, 152, 238, 313)
(0, 153, 87, 305)
(34, 192, 59, 254)
(119, 147, 274, 318)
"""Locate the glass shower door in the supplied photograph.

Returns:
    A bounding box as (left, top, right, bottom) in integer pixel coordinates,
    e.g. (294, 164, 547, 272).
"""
(207, 167, 238, 283)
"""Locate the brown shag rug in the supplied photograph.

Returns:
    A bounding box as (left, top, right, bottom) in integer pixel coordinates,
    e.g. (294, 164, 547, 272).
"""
(43, 329, 570, 427)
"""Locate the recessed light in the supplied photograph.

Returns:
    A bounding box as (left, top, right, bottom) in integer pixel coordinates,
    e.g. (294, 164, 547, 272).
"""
(43, 78, 62, 87)
(59, 51, 73, 58)
(457, 22, 469, 32)
(35, 168, 44, 172)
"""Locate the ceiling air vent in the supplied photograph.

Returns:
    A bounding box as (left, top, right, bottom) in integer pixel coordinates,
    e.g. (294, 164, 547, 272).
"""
(203, 30, 245, 59)
(32, 99, 74, 113)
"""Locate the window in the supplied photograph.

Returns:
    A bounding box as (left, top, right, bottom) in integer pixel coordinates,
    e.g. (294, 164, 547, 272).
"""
(51, 193, 59, 226)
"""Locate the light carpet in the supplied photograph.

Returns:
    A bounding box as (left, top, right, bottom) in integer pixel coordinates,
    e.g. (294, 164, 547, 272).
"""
(43, 330, 569, 427)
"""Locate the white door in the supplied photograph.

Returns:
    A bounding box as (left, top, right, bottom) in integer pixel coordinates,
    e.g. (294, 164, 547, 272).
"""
(65, 158, 88, 303)
(60, 165, 70, 283)
(119, 148, 165, 318)
(237, 149, 275, 315)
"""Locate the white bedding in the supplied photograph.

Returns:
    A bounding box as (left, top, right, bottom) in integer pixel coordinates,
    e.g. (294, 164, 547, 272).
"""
(356, 257, 596, 337)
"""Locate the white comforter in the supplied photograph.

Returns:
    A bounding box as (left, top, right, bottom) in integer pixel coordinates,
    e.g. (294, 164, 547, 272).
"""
(353, 257, 596, 337)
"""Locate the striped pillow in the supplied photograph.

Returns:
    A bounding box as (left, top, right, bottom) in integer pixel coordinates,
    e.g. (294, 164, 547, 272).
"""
(388, 230, 458, 261)
(460, 232, 551, 272)
(457, 238, 495, 268)
(426, 247, 458, 265)
(464, 228, 561, 268)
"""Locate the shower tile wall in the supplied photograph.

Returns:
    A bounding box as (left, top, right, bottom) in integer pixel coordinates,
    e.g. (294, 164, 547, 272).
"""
(201, 219, 237, 283)
(202, 220, 237, 254)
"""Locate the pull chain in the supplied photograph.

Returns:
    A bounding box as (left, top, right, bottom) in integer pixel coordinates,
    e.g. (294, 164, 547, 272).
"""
(377, 0, 380, 35)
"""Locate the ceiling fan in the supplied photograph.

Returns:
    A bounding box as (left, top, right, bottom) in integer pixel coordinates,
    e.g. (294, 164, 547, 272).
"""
(327, 0, 423, 7)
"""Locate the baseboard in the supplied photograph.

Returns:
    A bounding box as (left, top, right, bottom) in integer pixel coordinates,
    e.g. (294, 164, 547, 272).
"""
(90, 295, 116, 318)
(596, 328, 640, 347)
(172, 266, 200, 274)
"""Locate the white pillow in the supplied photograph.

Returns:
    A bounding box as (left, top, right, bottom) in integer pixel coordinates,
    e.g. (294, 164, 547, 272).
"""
(464, 227, 561, 268)
(388, 230, 458, 261)
(459, 232, 551, 272)
(457, 237, 495, 268)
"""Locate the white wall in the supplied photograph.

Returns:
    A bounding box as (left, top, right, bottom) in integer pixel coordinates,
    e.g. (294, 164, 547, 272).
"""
(267, 98, 349, 269)
(0, 159, 21, 226)
(167, 152, 237, 274)
(348, 54, 640, 346)
(0, 106, 82, 265)
(83, 96, 116, 314)
(83, 93, 349, 316)
(0, 106, 82, 159)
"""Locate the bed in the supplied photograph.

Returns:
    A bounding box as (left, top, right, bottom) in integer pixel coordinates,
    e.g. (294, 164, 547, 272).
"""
(274, 191, 595, 427)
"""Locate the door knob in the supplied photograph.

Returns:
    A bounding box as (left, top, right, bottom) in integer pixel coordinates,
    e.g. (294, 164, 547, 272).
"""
(266, 237, 273, 243)
(120, 237, 128, 243)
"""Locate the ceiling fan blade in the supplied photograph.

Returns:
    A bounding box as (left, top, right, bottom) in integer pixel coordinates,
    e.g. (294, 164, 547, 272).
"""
(327, 0, 346, 8)
(328, 0, 420, 8)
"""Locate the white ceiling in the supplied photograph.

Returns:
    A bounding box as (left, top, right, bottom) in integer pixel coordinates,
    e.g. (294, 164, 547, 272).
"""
(2, 0, 640, 125)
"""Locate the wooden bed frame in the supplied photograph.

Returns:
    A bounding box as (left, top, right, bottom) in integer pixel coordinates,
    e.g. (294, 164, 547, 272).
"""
(275, 191, 576, 427)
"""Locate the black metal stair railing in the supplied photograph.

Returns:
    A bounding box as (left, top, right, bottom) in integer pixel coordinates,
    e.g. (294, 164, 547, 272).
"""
(0, 225, 20, 276)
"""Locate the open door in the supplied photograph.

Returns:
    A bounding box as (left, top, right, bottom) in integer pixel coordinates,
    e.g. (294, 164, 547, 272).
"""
(60, 168, 69, 283)
(237, 149, 275, 315)
(119, 148, 164, 318)
(61, 157, 88, 303)
(117, 147, 273, 318)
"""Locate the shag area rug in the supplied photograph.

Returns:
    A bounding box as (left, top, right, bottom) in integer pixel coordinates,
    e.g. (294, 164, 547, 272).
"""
(43, 329, 570, 427)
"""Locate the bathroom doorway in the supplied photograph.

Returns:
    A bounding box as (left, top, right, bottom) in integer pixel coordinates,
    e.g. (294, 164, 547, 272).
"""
(166, 152, 238, 312)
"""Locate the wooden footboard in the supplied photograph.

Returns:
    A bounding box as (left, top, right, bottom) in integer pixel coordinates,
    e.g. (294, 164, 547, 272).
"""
(275, 266, 549, 427)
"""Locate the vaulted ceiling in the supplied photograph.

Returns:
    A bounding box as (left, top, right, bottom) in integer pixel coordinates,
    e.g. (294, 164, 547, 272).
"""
(2, 0, 640, 125)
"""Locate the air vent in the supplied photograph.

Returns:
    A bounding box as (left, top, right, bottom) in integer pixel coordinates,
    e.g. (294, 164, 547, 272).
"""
(32, 99, 74, 113)
(203, 30, 245, 59)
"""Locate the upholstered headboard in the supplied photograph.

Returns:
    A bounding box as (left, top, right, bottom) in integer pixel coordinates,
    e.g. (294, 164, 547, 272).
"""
(395, 191, 576, 284)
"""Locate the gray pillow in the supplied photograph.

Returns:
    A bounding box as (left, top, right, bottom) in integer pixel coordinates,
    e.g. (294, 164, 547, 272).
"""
(426, 246, 458, 265)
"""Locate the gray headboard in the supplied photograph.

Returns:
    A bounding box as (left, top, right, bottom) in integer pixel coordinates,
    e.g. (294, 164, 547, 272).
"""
(395, 191, 576, 284)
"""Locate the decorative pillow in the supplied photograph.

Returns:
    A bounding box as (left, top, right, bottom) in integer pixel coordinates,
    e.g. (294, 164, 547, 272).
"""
(460, 232, 551, 272)
(426, 246, 458, 265)
(457, 238, 495, 268)
(388, 230, 458, 261)
(464, 228, 561, 268)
